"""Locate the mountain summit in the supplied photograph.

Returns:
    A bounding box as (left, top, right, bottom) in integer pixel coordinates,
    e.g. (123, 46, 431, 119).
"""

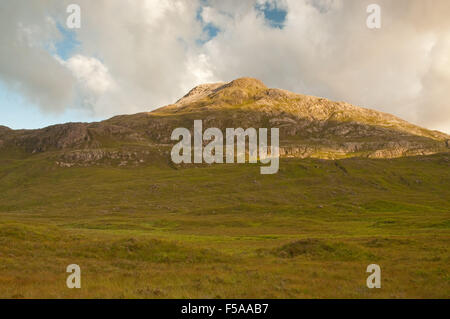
(0, 77, 448, 165)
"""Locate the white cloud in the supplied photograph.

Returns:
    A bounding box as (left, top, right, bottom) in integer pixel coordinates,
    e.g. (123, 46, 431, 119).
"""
(0, 0, 75, 112)
(184, 53, 218, 89)
(64, 55, 114, 95)
(60, 54, 116, 113)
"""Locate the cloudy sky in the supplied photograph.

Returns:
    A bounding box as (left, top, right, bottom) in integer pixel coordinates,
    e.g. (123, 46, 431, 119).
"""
(0, 0, 449, 133)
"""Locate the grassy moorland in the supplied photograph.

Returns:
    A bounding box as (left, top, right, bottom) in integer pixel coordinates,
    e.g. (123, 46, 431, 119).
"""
(0, 152, 449, 298)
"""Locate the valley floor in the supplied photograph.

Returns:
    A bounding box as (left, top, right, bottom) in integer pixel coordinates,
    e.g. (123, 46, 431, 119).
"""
(0, 154, 449, 298)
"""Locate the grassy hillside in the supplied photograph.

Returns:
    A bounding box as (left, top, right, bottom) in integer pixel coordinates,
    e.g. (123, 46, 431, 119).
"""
(0, 152, 449, 298)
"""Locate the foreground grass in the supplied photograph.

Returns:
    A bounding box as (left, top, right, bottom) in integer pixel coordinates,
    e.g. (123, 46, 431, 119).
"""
(0, 153, 449, 298)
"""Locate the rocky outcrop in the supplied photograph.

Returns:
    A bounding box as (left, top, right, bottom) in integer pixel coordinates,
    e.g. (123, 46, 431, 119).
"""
(7, 123, 91, 153)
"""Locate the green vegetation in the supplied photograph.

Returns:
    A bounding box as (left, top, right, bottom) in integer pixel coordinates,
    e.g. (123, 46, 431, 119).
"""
(0, 152, 449, 298)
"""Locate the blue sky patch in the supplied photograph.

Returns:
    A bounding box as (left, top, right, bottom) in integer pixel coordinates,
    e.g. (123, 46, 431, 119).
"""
(55, 23, 80, 60)
(203, 23, 220, 40)
(195, 5, 221, 45)
(256, 1, 287, 29)
(0, 81, 102, 129)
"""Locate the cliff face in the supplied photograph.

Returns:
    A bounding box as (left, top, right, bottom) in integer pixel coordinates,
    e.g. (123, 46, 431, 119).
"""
(0, 77, 448, 165)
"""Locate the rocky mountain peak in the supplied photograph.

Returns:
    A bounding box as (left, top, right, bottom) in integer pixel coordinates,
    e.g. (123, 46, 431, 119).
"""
(175, 77, 267, 107)
(0, 77, 448, 162)
(221, 77, 268, 90)
(176, 82, 225, 105)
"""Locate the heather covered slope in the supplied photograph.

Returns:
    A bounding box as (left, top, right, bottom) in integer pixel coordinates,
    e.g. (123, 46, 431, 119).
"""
(0, 153, 448, 298)
(0, 78, 448, 164)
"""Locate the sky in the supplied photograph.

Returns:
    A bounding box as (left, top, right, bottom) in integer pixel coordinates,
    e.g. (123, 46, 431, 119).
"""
(0, 0, 449, 134)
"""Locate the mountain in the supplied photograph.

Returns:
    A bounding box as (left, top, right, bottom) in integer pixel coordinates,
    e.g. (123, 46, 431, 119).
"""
(1, 78, 449, 299)
(0, 77, 448, 166)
